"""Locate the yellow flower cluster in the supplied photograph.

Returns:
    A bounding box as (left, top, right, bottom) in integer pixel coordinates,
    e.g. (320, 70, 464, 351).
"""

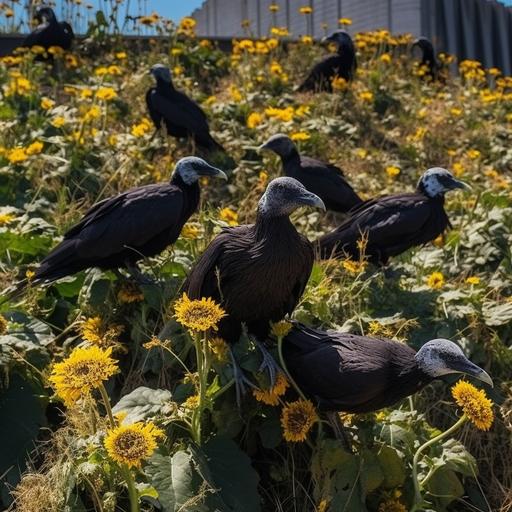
(174, 293, 227, 332)
(281, 399, 317, 442)
(219, 207, 238, 226)
(253, 372, 289, 406)
(451, 380, 494, 431)
(49, 346, 118, 406)
(4, 74, 32, 97)
(104, 421, 164, 468)
(131, 117, 153, 137)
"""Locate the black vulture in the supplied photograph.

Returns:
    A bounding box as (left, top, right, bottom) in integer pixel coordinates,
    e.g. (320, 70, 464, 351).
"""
(413, 37, 439, 80)
(21, 6, 74, 52)
(283, 323, 493, 413)
(259, 133, 362, 213)
(32, 157, 226, 285)
(318, 167, 469, 264)
(183, 177, 325, 396)
(146, 64, 225, 154)
(298, 30, 357, 93)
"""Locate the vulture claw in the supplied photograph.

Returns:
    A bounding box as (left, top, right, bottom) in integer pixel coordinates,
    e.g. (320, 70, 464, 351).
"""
(229, 348, 257, 408)
(254, 339, 281, 388)
(326, 411, 353, 452)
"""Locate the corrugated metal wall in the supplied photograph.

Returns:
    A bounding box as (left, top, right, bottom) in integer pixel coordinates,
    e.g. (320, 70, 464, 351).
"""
(191, 0, 512, 74)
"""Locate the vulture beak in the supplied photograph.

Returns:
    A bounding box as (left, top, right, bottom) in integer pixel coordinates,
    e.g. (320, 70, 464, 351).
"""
(321, 35, 334, 44)
(196, 164, 228, 180)
(452, 358, 494, 387)
(450, 177, 472, 190)
(258, 141, 272, 152)
(298, 191, 326, 211)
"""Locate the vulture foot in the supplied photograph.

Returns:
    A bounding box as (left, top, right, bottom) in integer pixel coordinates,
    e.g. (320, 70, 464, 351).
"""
(254, 339, 281, 388)
(229, 348, 257, 407)
(326, 411, 352, 452)
(126, 263, 155, 285)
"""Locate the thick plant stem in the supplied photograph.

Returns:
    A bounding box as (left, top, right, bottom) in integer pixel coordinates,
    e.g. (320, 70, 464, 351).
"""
(192, 332, 209, 445)
(121, 465, 140, 512)
(99, 383, 115, 428)
(411, 415, 468, 510)
(277, 335, 307, 401)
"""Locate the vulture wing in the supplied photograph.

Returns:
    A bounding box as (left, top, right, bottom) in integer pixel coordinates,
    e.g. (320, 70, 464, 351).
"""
(36, 184, 185, 279)
(299, 156, 361, 211)
(147, 89, 209, 134)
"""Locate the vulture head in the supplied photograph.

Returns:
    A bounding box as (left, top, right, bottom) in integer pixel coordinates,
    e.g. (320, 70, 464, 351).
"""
(258, 177, 325, 217)
(34, 5, 57, 23)
(416, 338, 493, 387)
(259, 133, 296, 159)
(413, 37, 435, 61)
(173, 157, 227, 185)
(418, 167, 469, 198)
(150, 64, 172, 84)
(322, 30, 354, 52)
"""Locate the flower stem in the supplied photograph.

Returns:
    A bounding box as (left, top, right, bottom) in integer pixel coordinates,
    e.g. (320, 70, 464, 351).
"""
(191, 332, 208, 444)
(121, 464, 140, 512)
(277, 335, 307, 401)
(99, 383, 115, 429)
(412, 415, 468, 509)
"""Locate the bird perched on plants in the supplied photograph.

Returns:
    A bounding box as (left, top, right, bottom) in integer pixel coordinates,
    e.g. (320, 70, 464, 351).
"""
(298, 30, 356, 93)
(283, 323, 493, 413)
(23, 157, 226, 287)
(21, 6, 74, 52)
(413, 37, 439, 80)
(318, 167, 469, 264)
(259, 133, 362, 213)
(183, 177, 325, 399)
(146, 64, 225, 155)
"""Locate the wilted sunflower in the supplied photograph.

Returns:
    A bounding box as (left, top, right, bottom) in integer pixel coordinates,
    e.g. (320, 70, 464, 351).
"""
(253, 372, 289, 406)
(174, 293, 226, 332)
(0, 314, 7, 335)
(209, 337, 229, 362)
(378, 498, 406, 512)
(451, 380, 494, 431)
(104, 421, 164, 468)
(49, 346, 118, 406)
(281, 399, 317, 442)
(117, 281, 144, 304)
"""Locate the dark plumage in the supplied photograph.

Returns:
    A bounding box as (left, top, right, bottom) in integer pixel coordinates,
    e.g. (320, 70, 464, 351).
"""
(284, 323, 493, 413)
(318, 167, 469, 264)
(413, 37, 439, 80)
(259, 134, 362, 213)
(298, 30, 357, 93)
(146, 64, 224, 154)
(184, 177, 325, 345)
(21, 6, 74, 52)
(32, 157, 226, 285)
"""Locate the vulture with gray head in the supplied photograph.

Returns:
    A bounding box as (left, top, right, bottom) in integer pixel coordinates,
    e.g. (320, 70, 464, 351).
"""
(298, 30, 357, 93)
(21, 6, 74, 51)
(318, 167, 469, 264)
(413, 37, 439, 80)
(31, 157, 226, 285)
(259, 133, 362, 213)
(183, 177, 325, 398)
(146, 64, 225, 154)
(283, 323, 493, 413)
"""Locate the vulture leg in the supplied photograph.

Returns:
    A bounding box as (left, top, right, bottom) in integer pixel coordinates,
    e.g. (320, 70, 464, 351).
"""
(229, 347, 257, 408)
(253, 338, 281, 388)
(125, 261, 155, 285)
(326, 411, 352, 452)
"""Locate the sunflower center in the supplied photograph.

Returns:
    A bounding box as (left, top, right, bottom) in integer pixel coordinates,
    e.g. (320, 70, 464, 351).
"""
(114, 431, 148, 460)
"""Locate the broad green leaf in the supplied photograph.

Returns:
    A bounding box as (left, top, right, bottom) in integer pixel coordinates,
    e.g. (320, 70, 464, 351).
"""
(112, 387, 173, 424)
(377, 446, 406, 488)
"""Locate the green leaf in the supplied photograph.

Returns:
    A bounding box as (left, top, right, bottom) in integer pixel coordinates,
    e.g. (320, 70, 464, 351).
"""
(146, 453, 175, 512)
(482, 301, 512, 326)
(311, 439, 366, 512)
(0, 374, 47, 504)
(112, 387, 173, 424)
(360, 449, 384, 493)
(202, 436, 262, 512)
(377, 446, 405, 488)
(426, 469, 464, 510)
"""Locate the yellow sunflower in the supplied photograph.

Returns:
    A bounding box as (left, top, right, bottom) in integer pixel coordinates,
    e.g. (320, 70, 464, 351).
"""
(451, 380, 494, 431)
(281, 399, 317, 442)
(253, 372, 289, 406)
(49, 346, 118, 406)
(174, 293, 226, 332)
(104, 421, 164, 468)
